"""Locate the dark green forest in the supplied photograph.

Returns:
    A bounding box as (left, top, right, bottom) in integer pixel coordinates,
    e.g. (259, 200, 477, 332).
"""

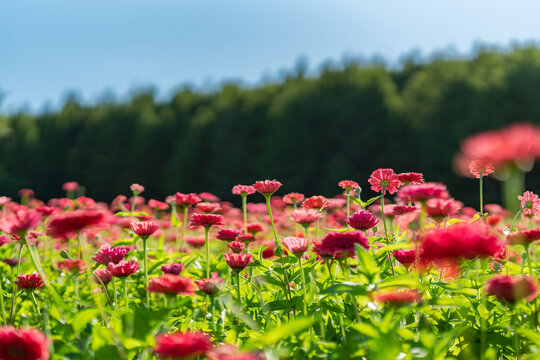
(3, 46, 540, 205)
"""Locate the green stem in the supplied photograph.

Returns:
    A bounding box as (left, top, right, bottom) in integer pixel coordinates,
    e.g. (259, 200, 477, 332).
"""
(526, 244, 538, 328)
(181, 206, 188, 250)
(0, 271, 6, 324)
(380, 191, 395, 276)
(73, 275, 79, 309)
(479, 176, 484, 216)
(346, 191, 351, 219)
(211, 296, 216, 334)
(112, 277, 119, 311)
(204, 227, 211, 279)
(9, 243, 24, 324)
(298, 257, 308, 316)
(122, 277, 128, 309)
(241, 194, 248, 235)
(143, 237, 149, 308)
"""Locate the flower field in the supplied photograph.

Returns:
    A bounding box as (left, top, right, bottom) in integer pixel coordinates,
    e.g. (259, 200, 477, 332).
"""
(3, 149, 540, 359)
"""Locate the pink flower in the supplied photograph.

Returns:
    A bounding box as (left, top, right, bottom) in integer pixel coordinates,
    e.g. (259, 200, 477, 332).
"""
(345, 210, 380, 231)
(173, 193, 201, 207)
(148, 199, 169, 210)
(368, 168, 401, 194)
(196, 202, 222, 214)
(47, 210, 107, 238)
(282, 236, 308, 256)
(283, 193, 305, 204)
(62, 181, 79, 192)
(107, 260, 139, 277)
(393, 249, 416, 268)
(92, 245, 129, 265)
(246, 223, 264, 235)
(190, 213, 225, 229)
(232, 185, 256, 196)
(518, 191, 540, 216)
(392, 205, 418, 216)
(303, 196, 328, 210)
(199, 192, 220, 202)
(195, 272, 224, 296)
(425, 198, 460, 221)
(216, 228, 240, 242)
(313, 231, 369, 259)
(0, 235, 9, 247)
(15, 273, 43, 290)
(397, 172, 424, 185)
(396, 183, 450, 203)
(486, 275, 537, 303)
(57, 259, 85, 274)
(506, 228, 540, 245)
(93, 269, 112, 284)
(228, 241, 245, 253)
(0, 208, 41, 235)
(338, 180, 359, 190)
(18, 189, 34, 198)
(253, 180, 282, 196)
(224, 253, 253, 271)
(153, 331, 212, 359)
(0, 326, 49, 360)
(130, 183, 145, 194)
(161, 263, 186, 275)
(372, 289, 421, 305)
(469, 160, 495, 178)
(148, 275, 196, 295)
(292, 209, 321, 227)
(130, 221, 160, 238)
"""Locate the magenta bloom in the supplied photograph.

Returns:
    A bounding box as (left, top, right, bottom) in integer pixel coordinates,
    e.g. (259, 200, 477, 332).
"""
(313, 231, 369, 259)
(283, 193, 305, 204)
(345, 210, 380, 231)
(368, 168, 401, 195)
(228, 241, 245, 253)
(393, 249, 416, 268)
(224, 253, 253, 271)
(15, 273, 43, 290)
(92, 244, 129, 265)
(397, 172, 424, 185)
(392, 205, 418, 216)
(292, 209, 321, 227)
(253, 180, 282, 196)
(232, 185, 256, 196)
(190, 213, 225, 229)
(518, 191, 540, 216)
(130, 221, 160, 238)
(154, 331, 212, 359)
(282, 236, 308, 256)
(107, 260, 139, 277)
(0, 208, 41, 235)
(195, 272, 224, 296)
(216, 228, 240, 242)
(173, 192, 201, 207)
(486, 275, 537, 303)
(161, 263, 186, 275)
(93, 269, 112, 285)
(0, 326, 49, 360)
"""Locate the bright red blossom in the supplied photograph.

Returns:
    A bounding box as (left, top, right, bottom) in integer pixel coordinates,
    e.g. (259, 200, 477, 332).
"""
(396, 183, 450, 203)
(47, 210, 107, 238)
(313, 231, 369, 259)
(228, 241, 245, 253)
(372, 289, 421, 305)
(216, 228, 240, 241)
(0, 326, 49, 360)
(153, 331, 212, 359)
(368, 168, 401, 194)
(196, 202, 222, 214)
(173, 193, 201, 207)
(485, 275, 537, 303)
(0, 208, 41, 235)
(283, 193, 305, 204)
(397, 172, 424, 185)
(92, 245, 129, 265)
(195, 272, 224, 296)
(393, 249, 416, 268)
(506, 228, 540, 245)
(93, 269, 112, 284)
(338, 180, 359, 190)
(15, 273, 43, 290)
(303, 196, 328, 210)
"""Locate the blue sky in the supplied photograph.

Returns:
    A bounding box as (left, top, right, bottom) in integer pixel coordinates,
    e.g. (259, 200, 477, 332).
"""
(2, 0, 540, 112)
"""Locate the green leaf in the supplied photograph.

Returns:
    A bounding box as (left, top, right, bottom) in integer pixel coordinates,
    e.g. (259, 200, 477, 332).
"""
(244, 316, 316, 349)
(377, 275, 420, 289)
(322, 282, 367, 295)
(72, 309, 100, 335)
(355, 244, 379, 282)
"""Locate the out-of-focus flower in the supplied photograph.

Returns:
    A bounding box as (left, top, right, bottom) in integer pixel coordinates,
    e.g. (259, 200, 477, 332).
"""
(303, 196, 328, 211)
(216, 228, 240, 242)
(161, 263, 185, 275)
(392, 205, 418, 216)
(283, 193, 305, 205)
(0, 208, 41, 235)
(92, 245, 129, 265)
(47, 210, 107, 238)
(93, 269, 112, 284)
(172, 193, 201, 207)
(425, 198, 460, 221)
(130, 221, 160, 238)
(195, 272, 224, 296)
(292, 209, 321, 228)
(372, 289, 421, 305)
(338, 180, 359, 190)
(246, 223, 264, 235)
(313, 231, 369, 259)
(228, 241, 245, 253)
(148, 199, 169, 210)
(130, 183, 145, 195)
(107, 260, 139, 277)
(153, 331, 212, 359)
(396, 183, 450, 204)
(393, 249, 416, 269)
(57, 259, 85, 274)
(196, 202, 222, 214)
(506, 228, 540, 246)
(148, 275, 196, 295)
(485, 275, 537, 303)
(0, 326, 49, 360)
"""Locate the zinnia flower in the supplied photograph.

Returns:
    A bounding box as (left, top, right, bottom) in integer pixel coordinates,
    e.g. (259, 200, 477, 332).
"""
(469, 160, 495, 178)
(148, 199, 169, 210)
(282, 236, 308, 256)
(253, 180, 282, 196)
(506, 228, 540, 246)
(292, 209, 321, 228)
(393, 249, 416, 269)
(0, 208, 41, 235)
(397, 172, 424, 185)
(130, 183, 145, 194)
(396, 183, 450, 204)
(92, 245, 129, 265)
(345, 210, 380, 231)
(93, 269, 112, 284)
(313, 231, 369, 259)
(154, 331, 212, 359)
(195, 272, 224, 296)
(148, 275, 196, 295)
(47, 210, 107, 238)
(485, 275, 537, 303)
(338, 180, 359, 190)
(130, 221, 160, 238)
(57, 259, 85, 274)
(107, 260, 139, 277)
(425, 198, 460, 221)
(303, 196, 328, 210)
(190, 214, 225, 229)
(518, 191, 540, 216)
(161, 263, 186, 275)
(368, 168, 401, 195)
(0, 326, 49, 360)
(216, 228, 240, 242)
(372, 289, 421, 305)
(228, 241, 245, 253)
(392, 205, 418, 216)
(246, 223, 264, 235)
(15, 273, 43, 290)
(232, 185, 256, 196)
(195, 202, 222, 214)
(62, 181, 79, 192)
(224, 253, 253, 272)
(173, 193, 201, 207)
(283, 193, 305, 205)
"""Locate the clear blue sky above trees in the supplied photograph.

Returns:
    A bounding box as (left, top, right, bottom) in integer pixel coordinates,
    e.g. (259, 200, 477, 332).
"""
(2, 0, 540, 111)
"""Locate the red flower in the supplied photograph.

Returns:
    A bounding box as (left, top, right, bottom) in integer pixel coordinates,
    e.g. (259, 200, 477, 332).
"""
(338, 180, 359, 190)
(148, 275, 196, 295)
(47, 210, 107, 238)
(148, 199, 169, 210)
(506, 228, 540, 245)
(130, 183, 145, 194)
(396, 183, 450, 203)
(246, 223, 264, 235)
(62, 181, 79, 192)
(195, 272, 224, 296)
(224, 253, 253, 271)
(372, 289, 421, 305)
(130, 221, 160, 238)
(196, 202, 222, 214)
(35, 206, 59, 217)
(303, 196, 328, 210)
(392, 205, 418, 216)
(393, 249, 416, 268)
(345, 210, 380, 231)
(485, 275, 537, 303)
(161, 263, 185, 275)
(0, 208, 41, 235)
(232, 185, 256, 196)
(397, 172, 424, 185)
(253, 180, 282, 196)
(313, 231, 369, 259)
(107, 260, 139, 277)
(0, 235, 9, 247)
(425, 198, 460, 221)
(292, 209, 321, 227)
(153, 331, 212, 359)
(282, 236, 307, 256)
(469, 160, 495, 178)
(283, 193, 305, 205)
(518, 191, 540, 216)
(15, 273, 43, 290)
(173, 193, 201, 207)
(92, 245, 129, 265)
(368, 168, 401, 194)
(190, 213, 225, 229)
(228, 241, 245, 253)
(93, 269, 112, 284)
(237, 234, 255, 244)
(419, 223, 503, 263)
(216, 228, 240, 242)
(57, 259, 85, 274)
(0, 326, 49, 360)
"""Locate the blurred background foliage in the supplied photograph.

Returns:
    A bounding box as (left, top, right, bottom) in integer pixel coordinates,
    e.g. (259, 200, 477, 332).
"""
(2, 46, 540, 205)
